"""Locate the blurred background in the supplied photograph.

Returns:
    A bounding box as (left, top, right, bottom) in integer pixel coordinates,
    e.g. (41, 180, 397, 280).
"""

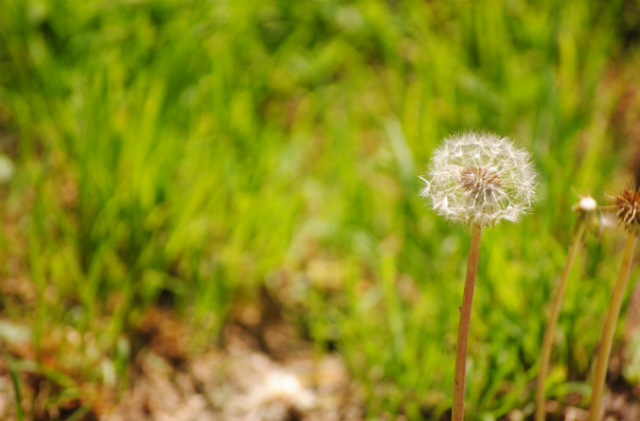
(1, 0, 640, 420)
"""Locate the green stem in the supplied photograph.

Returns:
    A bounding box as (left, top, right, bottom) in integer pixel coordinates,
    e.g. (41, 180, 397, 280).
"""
(452, 223, 482, 421)
(588, 231, 637, 421)
(535, 220, 587, 421)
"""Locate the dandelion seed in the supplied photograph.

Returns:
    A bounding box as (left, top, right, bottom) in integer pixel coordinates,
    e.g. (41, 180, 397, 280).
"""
(420, 132, 537, 227)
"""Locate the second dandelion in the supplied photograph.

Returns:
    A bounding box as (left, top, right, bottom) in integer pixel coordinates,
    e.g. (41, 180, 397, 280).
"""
(588, 188, 640, 421)
(420, 132, 537, 421)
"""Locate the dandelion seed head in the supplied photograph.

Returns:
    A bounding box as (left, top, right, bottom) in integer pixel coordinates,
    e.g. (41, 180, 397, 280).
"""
(577, 196, 597, 212)
(570, 194, 600, 239)
(419, 132, 537, 227)
(615, 188, 640, 234)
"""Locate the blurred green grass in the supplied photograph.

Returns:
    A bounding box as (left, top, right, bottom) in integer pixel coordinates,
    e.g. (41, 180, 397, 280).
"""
(1, 0, 639, 419)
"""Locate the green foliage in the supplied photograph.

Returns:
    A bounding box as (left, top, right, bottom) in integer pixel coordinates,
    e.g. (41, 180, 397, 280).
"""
(0, 0, 637, 418)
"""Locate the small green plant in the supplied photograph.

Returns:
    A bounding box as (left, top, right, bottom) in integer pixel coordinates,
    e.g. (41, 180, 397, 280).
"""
(588, 188, 640, 421)
(535, 196, 597, 421)
(420, 132, 537, 420)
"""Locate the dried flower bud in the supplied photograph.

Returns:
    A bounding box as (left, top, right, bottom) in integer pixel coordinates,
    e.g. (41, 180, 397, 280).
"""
(420, 132, 537, 227)
(615, 188, 640, 234)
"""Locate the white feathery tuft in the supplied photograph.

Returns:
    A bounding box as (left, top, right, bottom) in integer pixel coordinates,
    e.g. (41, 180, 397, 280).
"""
(419, 132, 537, 227)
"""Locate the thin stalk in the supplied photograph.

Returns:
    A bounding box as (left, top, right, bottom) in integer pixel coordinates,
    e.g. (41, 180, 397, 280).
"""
(535, 220, 587, 421)
(452, 223, 482, 421)
(588, 231, 637, 421)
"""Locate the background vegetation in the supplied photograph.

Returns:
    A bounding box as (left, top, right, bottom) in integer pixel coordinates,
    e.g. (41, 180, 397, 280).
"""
(1, 0, 640, 419)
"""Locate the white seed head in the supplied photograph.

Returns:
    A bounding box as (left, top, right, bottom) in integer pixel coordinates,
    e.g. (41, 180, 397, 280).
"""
(419, 132, 537, 227)
(577, 196, 597, 212)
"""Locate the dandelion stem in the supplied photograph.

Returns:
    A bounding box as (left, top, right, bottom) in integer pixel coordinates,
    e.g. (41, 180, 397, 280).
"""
(535, 219, 587, 421)
(452, 222, 482, 421)
(588, 231, 637, 421)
